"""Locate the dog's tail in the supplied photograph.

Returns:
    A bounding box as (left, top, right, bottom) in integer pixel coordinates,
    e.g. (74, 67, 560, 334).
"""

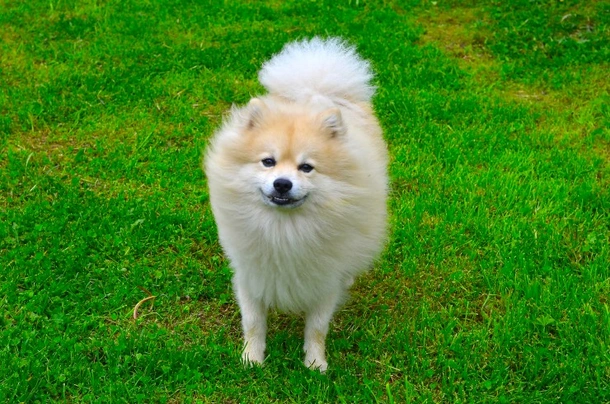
(258, 37, 375, 104)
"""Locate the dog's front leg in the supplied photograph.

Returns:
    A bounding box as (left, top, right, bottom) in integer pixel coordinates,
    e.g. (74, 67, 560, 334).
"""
(234, 281, 267, 366)
(303, 292, 342, 372)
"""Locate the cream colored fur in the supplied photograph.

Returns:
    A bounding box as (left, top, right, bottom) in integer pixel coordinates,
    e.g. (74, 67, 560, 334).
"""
(204, 37, 388, 372)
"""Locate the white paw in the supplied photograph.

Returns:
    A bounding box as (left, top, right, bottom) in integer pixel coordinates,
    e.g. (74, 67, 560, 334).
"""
(304, 355, 328, 373)
(241, 345, 265, 367)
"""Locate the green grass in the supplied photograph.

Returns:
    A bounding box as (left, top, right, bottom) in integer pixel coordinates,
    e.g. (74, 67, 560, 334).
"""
(1, 0, 609, 402)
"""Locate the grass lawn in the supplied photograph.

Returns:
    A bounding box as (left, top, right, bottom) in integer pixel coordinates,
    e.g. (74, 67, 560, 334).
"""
(1, 0, 609, 402)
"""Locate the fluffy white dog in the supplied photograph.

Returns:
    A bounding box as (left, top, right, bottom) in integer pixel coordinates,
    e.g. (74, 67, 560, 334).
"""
(204, 37, 388, 372)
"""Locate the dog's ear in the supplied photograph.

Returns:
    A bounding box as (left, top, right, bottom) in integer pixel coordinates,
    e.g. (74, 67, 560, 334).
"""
(244, 98, 267, 130)
(318, 108, 346, 138)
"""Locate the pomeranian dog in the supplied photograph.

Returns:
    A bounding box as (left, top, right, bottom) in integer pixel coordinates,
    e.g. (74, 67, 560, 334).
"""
(204, 37, 388, 372)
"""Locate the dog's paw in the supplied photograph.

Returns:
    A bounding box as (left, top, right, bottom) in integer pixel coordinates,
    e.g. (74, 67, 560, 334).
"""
(241, 347, 265, 367)
(304, 355, 328, 373)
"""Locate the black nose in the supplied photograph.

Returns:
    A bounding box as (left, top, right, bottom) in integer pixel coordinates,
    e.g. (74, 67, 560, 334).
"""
(273, 178, 292, 194)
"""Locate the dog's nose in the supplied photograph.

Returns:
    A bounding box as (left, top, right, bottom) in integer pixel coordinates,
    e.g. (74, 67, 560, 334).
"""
(273, 178, 293, 194)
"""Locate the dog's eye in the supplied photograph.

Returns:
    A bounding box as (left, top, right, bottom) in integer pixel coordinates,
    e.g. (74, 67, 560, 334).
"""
(298, 163, 314, 173)
(261, 158, 276, 167)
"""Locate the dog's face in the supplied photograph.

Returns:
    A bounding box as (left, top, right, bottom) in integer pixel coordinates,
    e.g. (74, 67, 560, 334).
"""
(256, 153, 314, 209)
(234, 98, 351, 210)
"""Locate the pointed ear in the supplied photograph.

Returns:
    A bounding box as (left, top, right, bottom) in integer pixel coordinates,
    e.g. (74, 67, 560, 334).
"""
(318, 108, 345, 138)
(244, 98, 267, 130)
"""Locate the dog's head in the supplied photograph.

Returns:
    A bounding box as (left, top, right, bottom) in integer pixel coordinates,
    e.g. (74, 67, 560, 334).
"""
(229, 97, 352, 210)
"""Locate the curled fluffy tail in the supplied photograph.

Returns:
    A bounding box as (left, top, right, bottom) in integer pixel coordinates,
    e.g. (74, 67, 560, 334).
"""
(258, 37, 375, 103)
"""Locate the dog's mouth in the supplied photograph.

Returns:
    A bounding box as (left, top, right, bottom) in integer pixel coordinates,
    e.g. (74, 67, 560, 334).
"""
(261, 191, 307, 208)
